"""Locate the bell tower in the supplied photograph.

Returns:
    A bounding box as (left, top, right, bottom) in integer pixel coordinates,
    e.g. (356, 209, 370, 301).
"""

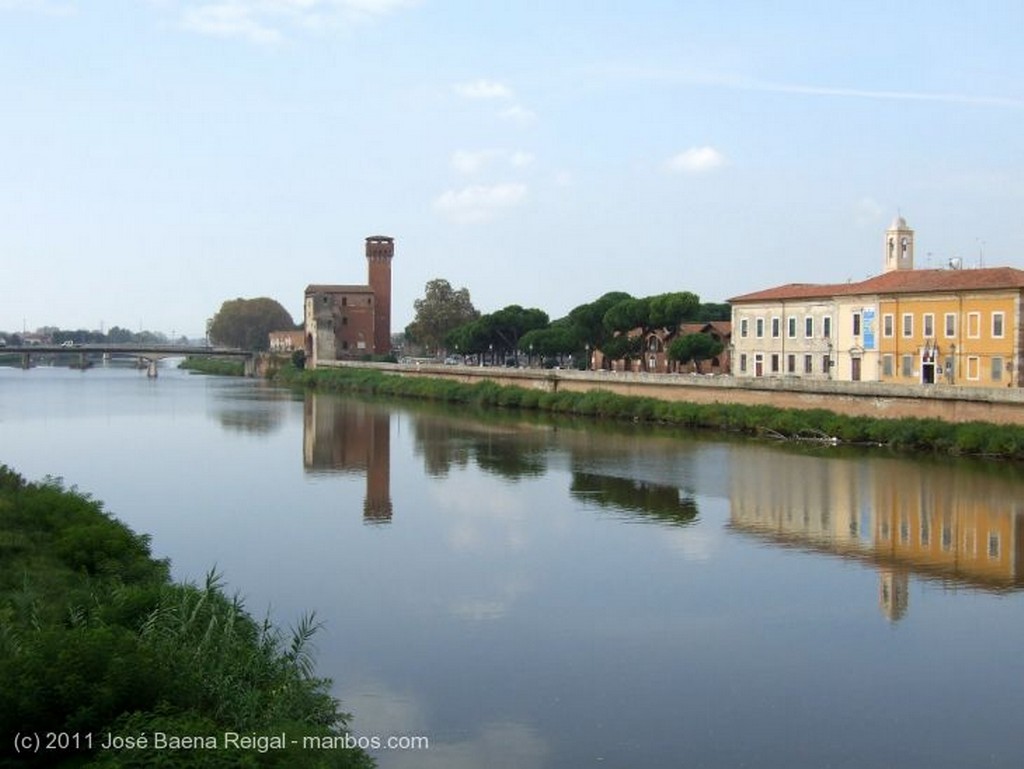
(366, 235, 394, 356)
(884, 215, 914, 273)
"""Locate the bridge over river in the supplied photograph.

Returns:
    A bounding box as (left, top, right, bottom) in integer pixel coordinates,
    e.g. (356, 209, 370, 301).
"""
(0, 344, 257, 377)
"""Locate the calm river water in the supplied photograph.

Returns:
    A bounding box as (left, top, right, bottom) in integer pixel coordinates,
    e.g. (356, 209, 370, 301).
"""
(2, 364, 1023, 768)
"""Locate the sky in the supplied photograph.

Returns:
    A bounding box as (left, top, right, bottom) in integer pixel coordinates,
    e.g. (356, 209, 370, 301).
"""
(2, 1, 1023, 338)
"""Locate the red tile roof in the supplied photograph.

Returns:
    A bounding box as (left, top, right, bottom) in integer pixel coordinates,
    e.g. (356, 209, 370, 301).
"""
(729, 267, 1024, 303)
(305, 284, 374, 294)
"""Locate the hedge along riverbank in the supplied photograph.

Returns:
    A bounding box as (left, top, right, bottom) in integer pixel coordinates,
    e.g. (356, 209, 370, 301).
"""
(179, 356, 246, 376)
(0, 465, 375, 769)
(272, 365, 1024, 461)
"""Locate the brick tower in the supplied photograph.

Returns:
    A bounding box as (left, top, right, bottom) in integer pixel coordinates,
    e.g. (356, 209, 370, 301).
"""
(365, 235, 394, 356)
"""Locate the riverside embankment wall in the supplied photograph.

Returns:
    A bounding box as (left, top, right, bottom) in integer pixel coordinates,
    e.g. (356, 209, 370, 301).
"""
(318, 361, 1024, 426)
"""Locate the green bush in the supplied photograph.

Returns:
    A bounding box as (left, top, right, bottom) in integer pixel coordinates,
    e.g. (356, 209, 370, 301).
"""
(0, 468, 374, 769)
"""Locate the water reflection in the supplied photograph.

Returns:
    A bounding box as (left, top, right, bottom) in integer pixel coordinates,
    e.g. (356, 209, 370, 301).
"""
(410, 413, 549, 480)
(570, 472, 698, 526)
(728, 446, 1024, 617)
(301, 393, 708, 530)
(303, 395, 392, 523)
(210, 384, 290, 434)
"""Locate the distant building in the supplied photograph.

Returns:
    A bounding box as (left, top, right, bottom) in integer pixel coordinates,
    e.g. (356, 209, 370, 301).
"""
(268, 330, 305, 353)
(594, 321, 731, 374)
(305, 236, 394, 366)
(730, 216, 1024, 386)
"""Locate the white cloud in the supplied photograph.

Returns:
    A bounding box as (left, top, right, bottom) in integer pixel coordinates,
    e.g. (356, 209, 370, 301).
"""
(175, 0, 416, 43)
(451, 149, 534, 175)
(499, 104, 537, 125)
(433, 183, 528, 224)
(454, 79, 537, 125)
(453, 79, 514, 100)
(666, 146, 725, 174)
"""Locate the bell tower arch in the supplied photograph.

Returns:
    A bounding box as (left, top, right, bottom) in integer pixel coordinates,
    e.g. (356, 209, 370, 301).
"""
(884, 215, 914, 273)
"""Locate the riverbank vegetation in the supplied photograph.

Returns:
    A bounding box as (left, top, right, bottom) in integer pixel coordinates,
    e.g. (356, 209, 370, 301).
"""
(0, 465, 374, 768)
(179, 357, 246, 376)
(273, 365, 1024, 460)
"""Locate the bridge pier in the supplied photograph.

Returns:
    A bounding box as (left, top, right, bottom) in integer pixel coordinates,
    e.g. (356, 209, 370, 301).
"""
(146, 359, 158, 378)
(21, 352, 30, 369)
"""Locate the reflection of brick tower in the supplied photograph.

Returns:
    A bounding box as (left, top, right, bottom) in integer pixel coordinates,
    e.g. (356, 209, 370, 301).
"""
(366, 236, 394, 356)
(364, 411, 392, 524)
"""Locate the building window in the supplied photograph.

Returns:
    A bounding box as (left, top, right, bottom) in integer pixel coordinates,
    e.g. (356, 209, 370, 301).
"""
(883, 314, 894, 337)
(740, 318, 748, 338)
(967, 312, 980, 338)
(945, 313, 956, 337)
(988, 533, 1001, 559)
(822, 355, 830, 374)
(341, 317, 348, 325)
(805, 317, 814, 338)
(967, 356, 980, 380)
(739, 354, 747, 373)
(341, 297, 347, 307)
(992, 357, 1004, 382)
(923, 313, 934, 338)
(901, 355, 913, 377)
(804, 354, 813, 374)
(882, 354, 893, 377)
(756, 318, 764, 338)
(787, 354, 796, 373)
(921, 516, 930, 547)
(852, 312, 861, 337)
(771, 318, 780, 338)
(823, 316, 832, 338)
(902, 313, 913, 338)
(992, 312, 1005, 338)
(771, 354, 779, 373)
(788, 317, 797, 338)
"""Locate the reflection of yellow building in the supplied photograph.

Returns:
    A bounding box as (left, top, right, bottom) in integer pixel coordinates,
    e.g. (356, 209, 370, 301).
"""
(303, 394, 392, 523)
(729, 446, 1024, 618)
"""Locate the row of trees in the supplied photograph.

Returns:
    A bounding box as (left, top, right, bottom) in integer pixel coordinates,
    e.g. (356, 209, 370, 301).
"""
(404, 279, 728, 371)
(0, 327, 180, 346)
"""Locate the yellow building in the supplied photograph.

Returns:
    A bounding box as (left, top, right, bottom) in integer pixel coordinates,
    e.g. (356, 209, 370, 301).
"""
(873, 268, 1024, 386)
(731, 216, 1024, 387)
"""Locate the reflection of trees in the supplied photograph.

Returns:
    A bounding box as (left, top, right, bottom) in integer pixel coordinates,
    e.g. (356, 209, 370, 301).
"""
(215, 407, 283, 434)
(411, 415, 548, 480)
(570, 472, 698, 526)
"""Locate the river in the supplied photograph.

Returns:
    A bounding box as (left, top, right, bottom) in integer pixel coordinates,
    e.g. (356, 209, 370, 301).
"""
(2, 364, 1023, 768)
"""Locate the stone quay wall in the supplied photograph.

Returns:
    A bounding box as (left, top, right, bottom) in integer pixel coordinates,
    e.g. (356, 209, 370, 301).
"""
(318, 361, 1024, 426)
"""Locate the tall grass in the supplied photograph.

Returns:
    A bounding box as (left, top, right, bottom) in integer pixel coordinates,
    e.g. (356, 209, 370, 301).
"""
(272, 365, 1024, 461)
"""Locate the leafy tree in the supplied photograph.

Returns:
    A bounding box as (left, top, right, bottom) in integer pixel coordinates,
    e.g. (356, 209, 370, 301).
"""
(602, 292, 700, 370)
(668, 332, 725, 373)
(567, 291, 633, 350)
(208, 297, 296, 351)
(445, 305, 548, 363)
(600, 333, 643, 369)
(405, 279, 479, 354)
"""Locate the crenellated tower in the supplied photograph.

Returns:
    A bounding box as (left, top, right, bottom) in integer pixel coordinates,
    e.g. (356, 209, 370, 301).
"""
(365, 235, 394, 356)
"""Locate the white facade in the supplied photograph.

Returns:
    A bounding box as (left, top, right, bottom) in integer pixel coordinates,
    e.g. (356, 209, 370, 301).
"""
(731, 299, 836, 380)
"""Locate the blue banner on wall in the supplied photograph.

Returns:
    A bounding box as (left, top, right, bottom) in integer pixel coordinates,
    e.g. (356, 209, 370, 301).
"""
(863, 308, 876, 349)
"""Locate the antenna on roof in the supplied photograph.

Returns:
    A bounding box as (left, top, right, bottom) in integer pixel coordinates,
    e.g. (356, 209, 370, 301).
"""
(948, 256, 962, 270)
(977, 239, 985, 268)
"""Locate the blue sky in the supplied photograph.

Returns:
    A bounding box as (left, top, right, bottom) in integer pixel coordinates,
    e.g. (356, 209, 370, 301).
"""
(2, 0, 1022, 337)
